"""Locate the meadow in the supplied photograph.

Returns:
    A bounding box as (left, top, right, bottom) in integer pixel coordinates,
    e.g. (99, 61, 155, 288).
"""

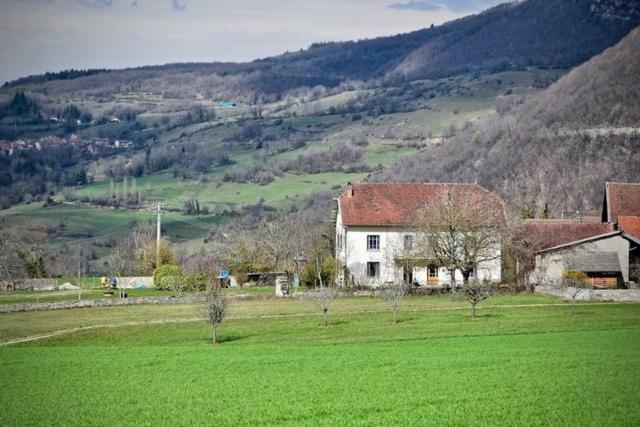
(1, 294, 639, 426)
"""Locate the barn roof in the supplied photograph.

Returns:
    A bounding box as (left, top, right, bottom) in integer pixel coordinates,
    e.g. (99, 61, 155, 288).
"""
(604, 182, 640, 223)
(518, 219, 615, 252)
(535, 230, 640, 255)
(337, 183, 505, 227)
(564, 252, 622, 273)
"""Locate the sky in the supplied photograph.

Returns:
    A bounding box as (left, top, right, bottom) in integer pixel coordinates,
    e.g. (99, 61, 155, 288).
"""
(0, 0, 504, 84)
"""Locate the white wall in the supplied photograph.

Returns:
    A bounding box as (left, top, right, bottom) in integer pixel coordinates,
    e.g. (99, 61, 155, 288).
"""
(335, 207, 501, 288)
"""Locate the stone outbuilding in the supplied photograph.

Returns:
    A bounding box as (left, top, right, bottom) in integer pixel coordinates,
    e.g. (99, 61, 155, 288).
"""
(532, 231, 640, 288)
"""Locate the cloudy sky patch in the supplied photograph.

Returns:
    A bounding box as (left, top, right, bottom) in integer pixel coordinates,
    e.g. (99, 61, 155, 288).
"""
(0, 0, 504, 84)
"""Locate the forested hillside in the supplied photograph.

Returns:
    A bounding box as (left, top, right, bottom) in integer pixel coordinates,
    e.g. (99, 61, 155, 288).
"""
(378, 26, 640, 215)
(3, 0, 639, 100)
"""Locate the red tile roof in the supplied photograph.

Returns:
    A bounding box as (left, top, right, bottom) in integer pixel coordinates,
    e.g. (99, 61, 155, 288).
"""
(605, 182, 640, 222)
(338, 183, 505, 226)
(518, 219, 615, 251)
(618, 215, 640, 239)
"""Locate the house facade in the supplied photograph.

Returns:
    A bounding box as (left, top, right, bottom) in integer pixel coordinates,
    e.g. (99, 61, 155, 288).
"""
(334, 183, 504, 287)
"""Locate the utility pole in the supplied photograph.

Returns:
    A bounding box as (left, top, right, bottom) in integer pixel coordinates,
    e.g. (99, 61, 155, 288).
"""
(156, 203, 162, 267)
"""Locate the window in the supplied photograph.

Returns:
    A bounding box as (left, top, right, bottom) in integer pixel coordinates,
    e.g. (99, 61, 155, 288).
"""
(403, 235, 413, 251)
(367, 235, 380, 251)
(336, 233, 343, 250)
(367, 262, 380, 278)
(428, 266, 439, 278)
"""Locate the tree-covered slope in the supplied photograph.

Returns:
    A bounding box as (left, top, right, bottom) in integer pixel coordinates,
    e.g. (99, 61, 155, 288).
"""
(377, 26, 640, 215)
(3, 0, 639, 99)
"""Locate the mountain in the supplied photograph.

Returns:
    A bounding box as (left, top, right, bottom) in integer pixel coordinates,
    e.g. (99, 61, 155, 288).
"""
(3, 0, 639, 100)
(377, 25, 640, 215)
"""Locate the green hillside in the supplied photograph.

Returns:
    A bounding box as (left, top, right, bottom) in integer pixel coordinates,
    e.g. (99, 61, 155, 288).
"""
(0, 69, 562, 270)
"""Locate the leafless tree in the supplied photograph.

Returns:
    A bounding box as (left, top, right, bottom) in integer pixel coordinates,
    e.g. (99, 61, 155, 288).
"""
(459, 279, 495, 319)
(107, 239, 132, 277)
(382, 281, 408, 324)
(560, 271, 592, 318)
(259, 219, 289, 272)
(380, 235, 415, 323)
(74, 245, 88, 301)
(505, 218, 556, 292)
(416, 187, 504, 290)
(0, 222, 22, 282)
(192, 257, 228, 344)
(106, 223, 157, 276)
(307, 234, 336, 327)
(205, 281, 228, 344)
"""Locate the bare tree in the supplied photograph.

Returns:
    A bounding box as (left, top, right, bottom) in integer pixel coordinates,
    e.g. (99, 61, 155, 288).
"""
(107, 223, 158, 277)
(74, 246, 88, 301)
(307, 235, 336, 327)
(382, 281, 408, 324)
(560, 271, 592, 318)
(416, 187, 504, 290)
(15, 223, 49, 279)
(459, 279, 495, 319)
(259, 219, 290, 272)
(380, 233, 414, 323)
(205, 280, 228, 345)
(0, 222, 22, 282)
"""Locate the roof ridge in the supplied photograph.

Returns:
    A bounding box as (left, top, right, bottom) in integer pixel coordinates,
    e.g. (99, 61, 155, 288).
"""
(535, 230, 623, 254)
(356, 182, 482, 186)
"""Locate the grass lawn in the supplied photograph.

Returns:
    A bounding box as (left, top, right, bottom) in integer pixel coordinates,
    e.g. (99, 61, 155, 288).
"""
(1, 294, 639, 425)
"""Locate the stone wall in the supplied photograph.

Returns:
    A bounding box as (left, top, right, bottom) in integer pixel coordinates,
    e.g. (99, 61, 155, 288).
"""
(6, 279, 57, 291)
(536, 285, 640, 302)
(0, 294, 262, 313)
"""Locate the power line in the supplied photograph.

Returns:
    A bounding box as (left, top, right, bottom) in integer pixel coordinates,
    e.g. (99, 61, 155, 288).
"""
(62, 222, 133, 246)
(163, 212, 218, 228)
(163, 213, 219, 232)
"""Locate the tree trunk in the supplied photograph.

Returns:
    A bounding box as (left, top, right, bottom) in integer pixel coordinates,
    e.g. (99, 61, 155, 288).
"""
(323, 308, 328, 328)
(393, 306, 397, 324)
(212, 323, 217, 344)
(472, 303, 477, 319)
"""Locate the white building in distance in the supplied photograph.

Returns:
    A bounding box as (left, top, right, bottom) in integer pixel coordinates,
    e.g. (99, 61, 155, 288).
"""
(334, 183, 505, 287)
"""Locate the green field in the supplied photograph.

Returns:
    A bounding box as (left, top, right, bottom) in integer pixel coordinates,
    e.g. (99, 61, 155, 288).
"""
(1, 294, 639, 425)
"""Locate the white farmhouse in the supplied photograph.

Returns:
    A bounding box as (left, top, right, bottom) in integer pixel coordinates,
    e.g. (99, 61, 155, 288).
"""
(334, 183, 505, 287)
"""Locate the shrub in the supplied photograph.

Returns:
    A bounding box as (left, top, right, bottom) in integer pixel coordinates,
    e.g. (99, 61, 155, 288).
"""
(562, 270, 588, 285)
(185, 273, 207, 292)
(154, 264, 183, 290)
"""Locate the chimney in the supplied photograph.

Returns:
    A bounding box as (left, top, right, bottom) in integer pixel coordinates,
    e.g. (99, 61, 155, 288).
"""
(346, 182, 354, 198)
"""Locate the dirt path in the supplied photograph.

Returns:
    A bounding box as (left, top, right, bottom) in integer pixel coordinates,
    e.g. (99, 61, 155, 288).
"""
(0, 301, 626, 347)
